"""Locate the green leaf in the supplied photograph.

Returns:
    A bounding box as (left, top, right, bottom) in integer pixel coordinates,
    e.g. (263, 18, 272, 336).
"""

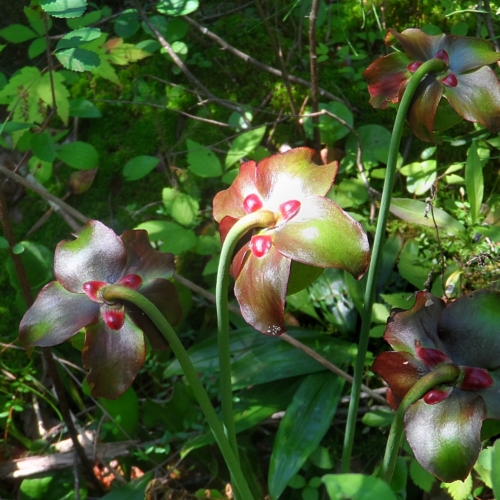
(40, 0, 88, 18)
(30, 132, 56, 163)
(162, 188, 199, 227)
(465, 141, 484, 225)
(303, 102, 353, 144)
(98, 387, 138, 441)
(0, 236, 9, 249)
(399, 160, 437, 195)
(99, 474, 152, 500)
(56, 141, 98, 169)
(104, 38, 153, 65)
(397, 239, 429, 289)
(0, 24, 37, 43)
(66, 9, 102, 29)
(69, 97, 102, 117)
(156, 0, 199, 16)
(225, 126, 266, 168)
(492, 439, 500, 498)
(56, 47, 101, 71)
(268, 373, 344, 500)
(390, 198, 467, 239)
(186, 139, 222, 177)
(122, 155, 159, 181)
(135, 220, 197, 254)
(57, 28, 101, 49)
(443, 475, 473, 500)
(345, 124, 392, 165)
(409, 458, 436, 493)
(24, 7, 49, 36)
(361, 408, 394, 427)
(28, 38, 47, 59)
(114, 9, 140, 38)
(322, 474, 398, 500)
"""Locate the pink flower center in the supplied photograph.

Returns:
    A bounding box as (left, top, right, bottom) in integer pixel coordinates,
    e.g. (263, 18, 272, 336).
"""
(250, 234, 272, 257)
(407, 61, 423, 73)
(439, 73, 458, 87)
(243, 193, 263, 214)
(434, 49, 450, 66)
(279, 200, 301, 222)
(458, 366, 493, 390)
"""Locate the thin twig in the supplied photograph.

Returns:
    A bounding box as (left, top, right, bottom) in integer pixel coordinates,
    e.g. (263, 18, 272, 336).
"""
(182, 15, 347, 106)
(173, 272, 387, 405)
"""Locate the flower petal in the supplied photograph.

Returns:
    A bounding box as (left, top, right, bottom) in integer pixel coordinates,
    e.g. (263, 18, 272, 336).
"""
(445, 67, 500, 134)
(408, 77, 444, 142)
(234, 244, 290, 335)
(126, 278, 182, 350)
(443, 35, 500, 73)
(121, 229, 175, 282)
(372, 351, 429, 409)
(83, 318, 145, 399)
(390, 28, 444, 61)
(438, 289, 500, 369)
(405, 390, 485, 482)
(256, 148, 338, 210)
(477, 367, 500, 420)
(273, 196, 369, 279)
(19, 281, 99, 348)
(213, 160, 257, 222)
(383, 291, 446, 355)
(363, 52, 411, 109)
(55, 221, 127, 293)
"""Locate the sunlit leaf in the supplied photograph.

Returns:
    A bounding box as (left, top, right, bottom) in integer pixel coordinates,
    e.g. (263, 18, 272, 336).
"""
(40, 0, 87, 18)
(122, 155, 159, 181)
(56, 141, 98, 169)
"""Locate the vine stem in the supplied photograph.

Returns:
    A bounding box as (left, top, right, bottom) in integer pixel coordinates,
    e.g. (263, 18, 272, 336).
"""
(102, 285, 255, 500)
(381, 363, 461, 483)
(341, 58, 446, 472)
(215, 211, 278, 472)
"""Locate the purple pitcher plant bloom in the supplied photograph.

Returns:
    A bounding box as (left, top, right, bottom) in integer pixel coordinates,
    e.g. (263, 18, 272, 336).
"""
(213, 147, 370, 336)
(363, 28, 500, 142)
(372, 289, 500, 482)
(19, 221, 182, 399)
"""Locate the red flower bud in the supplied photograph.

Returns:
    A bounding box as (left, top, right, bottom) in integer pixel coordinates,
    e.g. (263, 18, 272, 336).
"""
(415, 341, 451, 368)
(423, 388, 451, 405)
(440, 73, 458, 87)
(118, 274, 142, 290)
(250, 235, 272, 257)
(279, 200, 301, 222)
(407, 61, 423, 73)
(102, 304, 125, 330)
(458, 366, 494, 391)
(82, 281, 107, 302)
(434, 49, 450, 66)
(243, 193, 263, 214)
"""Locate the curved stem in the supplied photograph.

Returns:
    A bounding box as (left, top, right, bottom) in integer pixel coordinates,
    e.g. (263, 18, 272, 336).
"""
(341, 58, 446, 472)
(102, 285, 255, 500)
(216, 211, 278, 463)
(381, 363, 461, 483)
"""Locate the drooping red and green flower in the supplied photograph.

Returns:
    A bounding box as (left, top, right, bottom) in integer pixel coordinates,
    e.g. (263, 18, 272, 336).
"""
(213, 147, 370, 335)
(363, 28, 500, 142)
(373, 289, 500, 482)
(19, 221, 182, 399)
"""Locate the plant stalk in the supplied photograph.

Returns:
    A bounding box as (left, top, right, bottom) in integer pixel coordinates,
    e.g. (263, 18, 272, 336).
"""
(102, 285, 255, 500)
(215, 211, 278, 463)
(381, 363, 461, 483)
(341, 58, 446, 472)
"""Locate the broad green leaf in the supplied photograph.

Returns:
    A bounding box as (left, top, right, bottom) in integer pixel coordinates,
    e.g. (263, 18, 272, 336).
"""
(20, 471, 86, 500)
(303, 102, 353, 145)
(409, 458, 435, 493)
(56, 141, 98, 169)
(390, 198, 466, 239)
(186, 139, 222, 177)
(99, 474, 152, 500)
(162, 188, 199, 227)
(114, 9, 140, 38)
(104, 38, 153, 65)
(98, 387, 138, 441)
(156, 0, 199, 16)
(0, 236, 8, 249)
(465, 141, 484, 225)
(322, 474, 398, 500)
(397, 239, 429, 289)
(492, 439, 500, 497)
(443, 475, 473, 500)
(30, 132, 56, 163)
(345, 124, 392, 166)
(66, 9, 102, 29)
(28, 37, 47, 59)
(361, 408, 394, 427)
(57, 28, 101, 49)
(69, 97, 102, 118)
(399, 160, 437, 195)
(28, 156, 53, 184)
(38, 71, 70, 125)
(225, 126, 266, 168)
(268, 373, 345, 500)
(40, 0, 87, 18)
(122, 155, 159, 181)
(24, 7, 49, 36)
(56, 47, 101, 71)
(0, 25, 37, 43)
(135, 220, 197, 254)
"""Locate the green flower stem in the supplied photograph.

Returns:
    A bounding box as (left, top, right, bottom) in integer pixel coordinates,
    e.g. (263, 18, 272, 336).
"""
(381, 363, 461, 483)
(102, 285, 255, 500)
(341, 58, 447, 472)
(216, 211, 278, 463)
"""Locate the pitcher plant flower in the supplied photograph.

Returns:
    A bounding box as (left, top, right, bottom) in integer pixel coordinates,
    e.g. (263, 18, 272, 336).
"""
(372, 290, 500, 482)
(363, 28, 500, 142)
(213, 147, 370, 336)
(19, 221, 182, 399)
